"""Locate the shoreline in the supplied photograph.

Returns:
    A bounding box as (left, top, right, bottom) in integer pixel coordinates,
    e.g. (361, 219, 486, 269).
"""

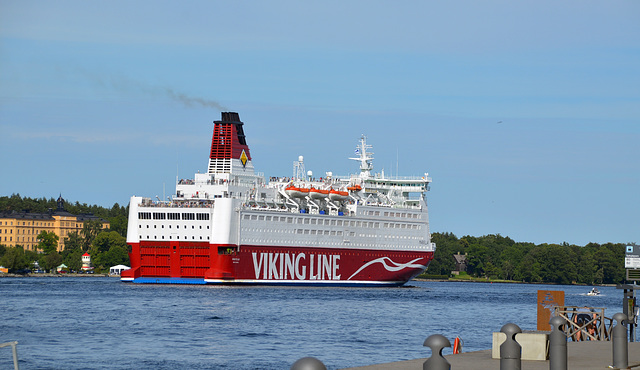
(1, 274, 615, 287)
(413, 277, 615, 287)
(1, 273, 112, 278)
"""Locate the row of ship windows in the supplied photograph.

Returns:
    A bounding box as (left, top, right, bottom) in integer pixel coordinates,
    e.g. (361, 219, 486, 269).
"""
(139, 235, 210, 240)
(363, 210, 421, 219)
(243, 214, 421, 229)
(242, 237, 427, 249)
(245, 228, 422, 240)
(139, 225, 210, 230)
(138, 212, 210, 220)
(245, 248, 425, 258)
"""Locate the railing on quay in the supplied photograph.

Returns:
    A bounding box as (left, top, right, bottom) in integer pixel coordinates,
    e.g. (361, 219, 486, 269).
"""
(553, 305, 613, 341)
(0, 341, 19, 370)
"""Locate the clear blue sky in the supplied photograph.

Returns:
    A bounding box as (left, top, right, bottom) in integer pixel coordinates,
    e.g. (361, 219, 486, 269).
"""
(1, 1, 638, 246)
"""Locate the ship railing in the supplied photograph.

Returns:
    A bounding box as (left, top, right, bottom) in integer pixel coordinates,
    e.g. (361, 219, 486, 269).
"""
(0, 341, 19, 370)
(334, 174, 431, 182)
(138, 200, 215, 208)
(552, 306, 613, 341)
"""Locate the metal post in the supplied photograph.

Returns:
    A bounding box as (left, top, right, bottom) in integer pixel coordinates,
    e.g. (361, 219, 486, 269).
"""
(12, 342, 18, 370)
(612, 313, 628, 369)
(549, 316, 567, 370)
(290, 356, 326, 370)
(617, 283, 639, 342)
(423, 334, 451, 370)
(500, 323, 522, 370)
(0, 341, 19, 370)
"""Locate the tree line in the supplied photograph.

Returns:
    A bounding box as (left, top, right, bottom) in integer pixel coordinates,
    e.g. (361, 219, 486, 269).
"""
(0, 194, 129, 273)
(427, 232, 630, 285)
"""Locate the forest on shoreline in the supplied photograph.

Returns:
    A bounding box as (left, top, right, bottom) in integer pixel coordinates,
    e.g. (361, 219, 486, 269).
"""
(0, 194, 633, 284)
(426, 232, 629, 285)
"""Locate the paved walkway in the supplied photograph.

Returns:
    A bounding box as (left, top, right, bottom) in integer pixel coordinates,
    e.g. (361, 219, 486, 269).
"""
(343, 341, 640, 369)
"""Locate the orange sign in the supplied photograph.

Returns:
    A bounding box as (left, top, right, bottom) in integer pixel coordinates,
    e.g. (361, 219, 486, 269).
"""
(537, 290, 565, 331)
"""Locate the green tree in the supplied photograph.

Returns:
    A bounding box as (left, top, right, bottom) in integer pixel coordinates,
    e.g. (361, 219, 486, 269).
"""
(40, 252, 63, 272)
(62, 232, 83, 271)
(89, 231, 128, 268)
(592, 244, 625, 284)
(108, 215, 128, 238)
(100, 244, 130, 268)
(515, 248, 543, 282)
(427, 232, 463, 275)
(537, 244, 576, 284)
(63, 232, 83, 252)
(466, 242, 490, 277)
(81, 220, 103, 251)
(36, 231, 59, 255)
(63, 248, 84, 271)
(0, 246, 30, 270)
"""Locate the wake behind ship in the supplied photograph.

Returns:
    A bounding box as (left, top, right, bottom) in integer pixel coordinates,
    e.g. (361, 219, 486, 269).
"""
(121, 112, 435, 286)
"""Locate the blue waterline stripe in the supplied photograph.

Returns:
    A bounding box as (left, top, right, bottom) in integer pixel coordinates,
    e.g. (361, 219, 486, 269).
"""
(130, 277, 208, 284)
(125, 277, 405, 287)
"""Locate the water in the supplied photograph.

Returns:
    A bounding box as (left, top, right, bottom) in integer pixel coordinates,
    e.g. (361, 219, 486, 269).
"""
(0, 277, 627, 369)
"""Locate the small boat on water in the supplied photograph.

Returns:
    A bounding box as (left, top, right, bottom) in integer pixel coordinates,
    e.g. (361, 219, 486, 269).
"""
(587, 287, 600, 296)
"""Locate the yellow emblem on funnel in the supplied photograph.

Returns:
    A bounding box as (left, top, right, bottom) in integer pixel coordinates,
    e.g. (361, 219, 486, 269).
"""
(240, 149, 248, 167)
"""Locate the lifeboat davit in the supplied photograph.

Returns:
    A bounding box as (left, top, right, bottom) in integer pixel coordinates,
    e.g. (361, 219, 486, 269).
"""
(328, 189, 349, 201)
(309, 188, 329, 199)
(347, 184, 362, 192)
(285, 186, 310, 198)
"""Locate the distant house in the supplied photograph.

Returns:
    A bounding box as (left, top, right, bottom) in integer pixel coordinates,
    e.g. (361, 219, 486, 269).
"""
(56, 263, 68, 273)
(452, 252, 468, 275)
(109, 265, 130, 275)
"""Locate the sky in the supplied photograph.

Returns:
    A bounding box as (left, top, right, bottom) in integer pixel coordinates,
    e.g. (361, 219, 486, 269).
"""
(1, 1, 639, 246)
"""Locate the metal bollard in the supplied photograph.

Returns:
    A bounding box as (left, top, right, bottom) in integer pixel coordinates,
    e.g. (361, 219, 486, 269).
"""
(612, 313, 628, 369)
(423, 334, 451, 370)
(549, 316, 567, 370)
(290, 356, 327, 370)
(500, 323, 522, 370)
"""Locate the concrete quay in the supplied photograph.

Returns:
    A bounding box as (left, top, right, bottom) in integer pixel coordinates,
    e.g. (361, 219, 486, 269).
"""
(342, 341, 640, 369)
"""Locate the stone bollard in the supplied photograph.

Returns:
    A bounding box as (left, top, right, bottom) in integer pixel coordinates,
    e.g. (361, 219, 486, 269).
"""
(549, 316, 567, 370)
(423, 334, 451, 370)
(612, 313, 628, 369)
(290, 356, 327, 370)
(500, 323, 522, 370)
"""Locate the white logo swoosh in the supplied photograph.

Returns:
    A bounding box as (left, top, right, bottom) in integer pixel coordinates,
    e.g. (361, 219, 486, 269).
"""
(347, 257, 426, 280)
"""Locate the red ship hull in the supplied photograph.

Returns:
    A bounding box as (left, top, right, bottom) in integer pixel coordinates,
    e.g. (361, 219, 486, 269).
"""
(121, 241, 433, 286)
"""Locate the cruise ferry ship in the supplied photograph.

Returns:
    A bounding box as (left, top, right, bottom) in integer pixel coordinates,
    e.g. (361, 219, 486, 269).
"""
(121, 112, 435, 286)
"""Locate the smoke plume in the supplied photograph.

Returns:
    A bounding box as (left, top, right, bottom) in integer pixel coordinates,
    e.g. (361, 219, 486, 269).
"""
(163, 88, 228, 110)
(78, 69, 228, 111)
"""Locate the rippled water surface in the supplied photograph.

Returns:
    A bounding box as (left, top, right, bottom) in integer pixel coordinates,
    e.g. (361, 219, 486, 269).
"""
(0, 277, 627, 369)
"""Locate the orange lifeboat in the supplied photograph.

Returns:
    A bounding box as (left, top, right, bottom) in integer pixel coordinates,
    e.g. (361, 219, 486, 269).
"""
(285, 185, 310, 198)
(328, 189, 349, 201)
(347, 184, 362, 192)
(309, 188, 329, 199)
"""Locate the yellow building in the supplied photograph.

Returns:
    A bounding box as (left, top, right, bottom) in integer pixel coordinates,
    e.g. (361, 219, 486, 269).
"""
(0, 196, 109, 252)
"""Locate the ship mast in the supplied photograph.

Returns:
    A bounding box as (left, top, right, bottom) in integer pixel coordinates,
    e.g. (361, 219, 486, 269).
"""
(349, 135, 374, 179)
